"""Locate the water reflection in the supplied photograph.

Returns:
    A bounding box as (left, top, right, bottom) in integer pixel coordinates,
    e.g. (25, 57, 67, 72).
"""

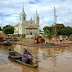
(0, 44, 72, 72)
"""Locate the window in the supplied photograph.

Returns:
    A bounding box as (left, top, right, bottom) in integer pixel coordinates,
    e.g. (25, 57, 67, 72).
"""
(18, 28, 19, 31)
(23, 17, 25, 20)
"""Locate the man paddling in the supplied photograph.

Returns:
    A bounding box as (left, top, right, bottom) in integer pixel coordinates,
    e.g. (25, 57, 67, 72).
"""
(22, 47, 33, 64)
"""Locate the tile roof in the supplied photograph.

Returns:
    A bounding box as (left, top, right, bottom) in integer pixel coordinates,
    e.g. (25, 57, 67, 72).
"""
(14, 21, 29, 27)
(26, 26, 37, 29)
(14, 23, 20, 27)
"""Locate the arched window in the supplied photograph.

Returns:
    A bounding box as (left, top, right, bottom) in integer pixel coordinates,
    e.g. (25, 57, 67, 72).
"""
(18, 28, 19, 31)
(23, 17, 25, 20)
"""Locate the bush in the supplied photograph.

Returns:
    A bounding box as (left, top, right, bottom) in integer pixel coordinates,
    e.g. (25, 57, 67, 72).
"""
(22, 34, 26, 38)
(30, 37, 34, 39)
(15, 34, 21, 37)
(70, 34, 72, 37)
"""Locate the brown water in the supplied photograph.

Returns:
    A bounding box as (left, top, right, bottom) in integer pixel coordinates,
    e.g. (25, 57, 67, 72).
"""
(0, 44, 72, 72)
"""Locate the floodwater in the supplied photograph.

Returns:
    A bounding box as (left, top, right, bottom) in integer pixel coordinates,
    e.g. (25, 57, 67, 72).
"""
(0, 44, 72, 72)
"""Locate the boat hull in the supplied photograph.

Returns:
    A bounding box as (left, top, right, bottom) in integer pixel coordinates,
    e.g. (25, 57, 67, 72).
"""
(8, 48, 38, 68)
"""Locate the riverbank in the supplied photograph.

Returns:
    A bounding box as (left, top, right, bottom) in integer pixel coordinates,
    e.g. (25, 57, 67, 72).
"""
(17, 38, 72, 48)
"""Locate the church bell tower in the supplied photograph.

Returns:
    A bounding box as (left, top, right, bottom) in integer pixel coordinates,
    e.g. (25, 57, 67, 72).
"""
(19, 5, 26, 35)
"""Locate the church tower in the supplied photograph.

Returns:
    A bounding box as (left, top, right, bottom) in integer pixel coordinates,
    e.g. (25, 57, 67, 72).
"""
(19, 5, 26, 35)
(20, 5, 26, 25)
(34, 9, 39, 35)
(34, 9, 39, 25)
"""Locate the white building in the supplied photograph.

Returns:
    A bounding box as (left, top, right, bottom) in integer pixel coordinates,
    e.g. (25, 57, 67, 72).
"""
(14, 6, 39, 37)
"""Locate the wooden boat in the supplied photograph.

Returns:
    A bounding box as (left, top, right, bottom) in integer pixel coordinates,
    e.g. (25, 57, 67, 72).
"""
(4, 41, 12, 46)
(0, 36, 5, 44)
(8, 48, 38, 68)
(43, 43, 54, 46)
(9, 39, 20, 42)
(0, 42, 4, 45)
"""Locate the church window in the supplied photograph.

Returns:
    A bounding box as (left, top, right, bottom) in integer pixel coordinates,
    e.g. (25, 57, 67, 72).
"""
(31, 22, 32, 24)
(18, 28, 19, 31)
(23, 17, 25, 20)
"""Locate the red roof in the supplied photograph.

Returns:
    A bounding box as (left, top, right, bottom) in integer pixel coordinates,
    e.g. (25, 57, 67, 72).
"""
(14, 21, 29, 27)
(26, 26, 37, 29)
(14, 23, 20, 27)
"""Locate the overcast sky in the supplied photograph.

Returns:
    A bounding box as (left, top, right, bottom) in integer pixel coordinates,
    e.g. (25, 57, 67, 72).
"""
(0, 0, 72, 30)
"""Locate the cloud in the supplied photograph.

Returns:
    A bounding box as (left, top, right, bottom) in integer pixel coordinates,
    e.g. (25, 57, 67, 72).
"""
(0, 0, 72, 30)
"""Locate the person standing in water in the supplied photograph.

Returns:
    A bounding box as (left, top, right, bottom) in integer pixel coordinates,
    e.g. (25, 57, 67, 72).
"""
(59, 35, 63, 43)
(56, 36, 59, 44)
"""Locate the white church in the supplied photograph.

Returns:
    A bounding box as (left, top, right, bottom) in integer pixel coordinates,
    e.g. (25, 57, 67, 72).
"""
(14, 6, 39, 37)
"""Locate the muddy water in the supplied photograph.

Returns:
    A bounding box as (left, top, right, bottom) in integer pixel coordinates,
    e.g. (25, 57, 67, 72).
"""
(0, 44, 72, 72)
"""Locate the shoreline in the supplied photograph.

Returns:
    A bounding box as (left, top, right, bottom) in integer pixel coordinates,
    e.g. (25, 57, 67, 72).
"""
(17, 39, 72, 48)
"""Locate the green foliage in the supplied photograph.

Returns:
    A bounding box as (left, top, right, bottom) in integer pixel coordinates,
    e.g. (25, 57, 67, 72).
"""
(43, 26, 55, 36)
(70, 34, 72, 37)
(2, 25, 14, 34)
(39, 30, 41, 31)
(56, 24, 65, 28)
(43, 24, 72, 36)
(30, 37, 34, 39)
(22, 34, 26, 38)
(15, 34, 21, 37)
(43, 30, 52, 40)
(37, 35, 42, 38)
(43, 26, 53, 32)
(0, 27, 2, 31)
(61, 27, 72, 36)
(14, 34, 26, 38)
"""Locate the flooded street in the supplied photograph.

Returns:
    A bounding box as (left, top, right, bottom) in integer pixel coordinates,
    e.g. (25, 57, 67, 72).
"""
(0, 44, 72, 72)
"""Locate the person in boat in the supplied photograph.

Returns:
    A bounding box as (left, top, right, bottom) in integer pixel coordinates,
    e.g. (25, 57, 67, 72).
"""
(22, 47, 33, 64)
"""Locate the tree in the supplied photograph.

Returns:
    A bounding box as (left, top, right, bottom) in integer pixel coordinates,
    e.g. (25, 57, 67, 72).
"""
(39, 30, 41, 31)
(0, 27, 2, 31)
(43, 26, 55, 36)
(43, 30, 53, 43)
(61, 27, 72, 36)
(43, 24, 72, 36)
(56, 24, 65, 29)
(43, 26, 53, 32)
(2, 25, 14, 34)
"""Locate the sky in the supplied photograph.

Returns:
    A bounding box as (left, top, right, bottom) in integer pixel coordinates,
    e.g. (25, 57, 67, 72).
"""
(0, 0, 72, 30)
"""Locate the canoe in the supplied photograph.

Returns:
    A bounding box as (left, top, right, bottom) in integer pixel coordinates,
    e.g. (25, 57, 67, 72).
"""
(0, 42, 4, 45)
(9, 39, 20, 42)
(43, 43, 54, 45)
(8, 48, 38, 68)
(4, 41, 12, 46)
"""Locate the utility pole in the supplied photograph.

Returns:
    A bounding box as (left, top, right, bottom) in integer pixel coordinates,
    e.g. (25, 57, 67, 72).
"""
(54, 6, 57, 38)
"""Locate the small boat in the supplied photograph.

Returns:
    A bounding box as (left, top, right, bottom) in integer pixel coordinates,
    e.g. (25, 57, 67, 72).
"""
(8, 48, 38, 68)
(0, 42, 4, 45)
(4, 41, 12, 46)
(9, 39, 20, 42)
(43, 43, 54, 46)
